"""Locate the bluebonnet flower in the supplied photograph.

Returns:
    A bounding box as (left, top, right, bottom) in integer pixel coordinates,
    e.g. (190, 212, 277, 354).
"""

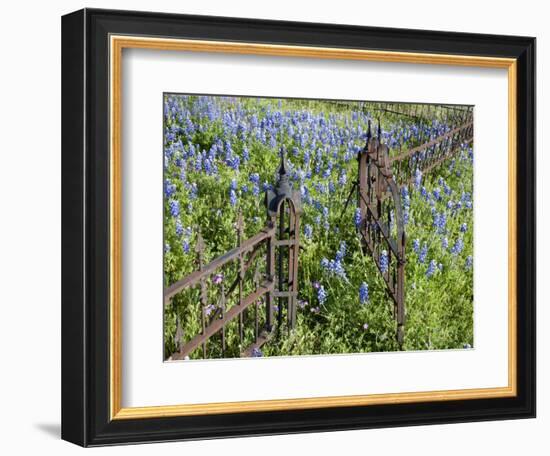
(465, 255, 473, 270)
(317, 285, 327, 305)
(412, 238, 421, 254)
(175, 219, 184, 237)
(338, 172, 347, 186)
(426, 259, 437, 277)
(460, 223, 468, 233)
(414, 168, 422, 189)
(242, 146, 250, 162)
(442, 236, 449, 250)
(401, 187, 410, 224)
(380, 250, 389, 273)
(169, 200, 180, 218)
(164, 179, 176, 198)
(322, 160, 333, 178)
(421, 186, 428, 199)
(433, 187, 441, 201)
(182, 238, 190, 253)
(451, 238, 464, 256)
(433, 212, 447, 234)
(241, 184, 249, 194)
(359, 282, 369, 305)
(335, 241, 346, 262)
(188, 182, 198, 200)
(354, 208, 362, 229)
(229, 189, 237, 207)
(419, 243, 428, 263)
(322, 206, 330, 230)
(321, 257, 347, 281)
(164, 243, 170, 254)
(251, 347, 263, 357)
(304, 224, 313, 239)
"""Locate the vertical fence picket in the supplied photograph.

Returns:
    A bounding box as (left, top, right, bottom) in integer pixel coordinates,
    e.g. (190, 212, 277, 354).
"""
(195, 231, 207, 358)
(236, 211, 244, 346)
(220, 283, 226, 356)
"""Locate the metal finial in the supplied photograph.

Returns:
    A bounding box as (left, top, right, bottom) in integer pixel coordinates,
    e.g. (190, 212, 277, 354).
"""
(278, 147, 287, 176)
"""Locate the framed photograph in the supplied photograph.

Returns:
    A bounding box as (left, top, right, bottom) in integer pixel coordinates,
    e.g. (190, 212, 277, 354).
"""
(61, 8, 536, 446)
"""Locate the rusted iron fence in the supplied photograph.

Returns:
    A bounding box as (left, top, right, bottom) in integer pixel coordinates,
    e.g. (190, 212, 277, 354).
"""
(166, 155, 301, 360)
(357, 122, 406, 344)
(166, 105, 473, 358)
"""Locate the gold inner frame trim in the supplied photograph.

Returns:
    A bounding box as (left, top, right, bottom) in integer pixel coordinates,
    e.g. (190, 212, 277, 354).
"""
(109, 35, 518, 420)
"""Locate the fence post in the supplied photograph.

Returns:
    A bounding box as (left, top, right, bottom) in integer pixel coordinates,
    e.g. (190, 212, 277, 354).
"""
(265, 219, 275, 332)
(266, 148, 302, 333)
(236, 211, 245, 345)
(195, 231, 207, 358)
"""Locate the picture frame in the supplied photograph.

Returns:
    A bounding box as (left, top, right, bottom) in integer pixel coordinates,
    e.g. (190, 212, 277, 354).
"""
(61, 8, 536, 447)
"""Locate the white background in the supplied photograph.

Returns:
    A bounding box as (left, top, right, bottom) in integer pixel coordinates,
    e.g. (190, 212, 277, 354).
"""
(0, 0, 546, 454)
(123, 50, 508, 407)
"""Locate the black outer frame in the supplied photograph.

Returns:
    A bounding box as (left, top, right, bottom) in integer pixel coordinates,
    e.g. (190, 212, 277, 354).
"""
(61, 8, 536, 447)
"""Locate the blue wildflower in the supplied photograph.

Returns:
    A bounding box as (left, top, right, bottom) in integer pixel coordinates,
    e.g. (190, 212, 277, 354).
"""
(354, 208, 362, 229)
(426, 259, 437, 277)
(304, 224, 313, 239)
(380, 250, 389, 273)
(317, 285, 327, 305)
(164, 179, 176, 198)
(451, 238, 464, 256)
(414, 168, 422, 189)
(175, 219, 183, 237)
(419, 243, 428, 263)
(465, 255, 473, 269)
(460, 223, 468, 233)
(335, 241, 346, 262)
(359, 282, 369, 305)
(169, 200, 180, 217)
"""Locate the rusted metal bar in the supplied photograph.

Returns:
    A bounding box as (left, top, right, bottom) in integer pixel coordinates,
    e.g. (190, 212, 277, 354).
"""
(240, 328, 275, 358)
(237, 211, 244, 345)
(265, 219, 275, 331)
(220, 283, 226, 356)
(195, 232, 207, 358)
(277, 202, 285, 331)
(164, 226, 275, 303)
(401, 137, 473, 187)
(170, 280, 275, 360)
(390, 121, 473, 163)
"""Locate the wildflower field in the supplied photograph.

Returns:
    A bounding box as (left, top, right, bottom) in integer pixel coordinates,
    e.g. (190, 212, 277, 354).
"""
(163, 94, 474, 359)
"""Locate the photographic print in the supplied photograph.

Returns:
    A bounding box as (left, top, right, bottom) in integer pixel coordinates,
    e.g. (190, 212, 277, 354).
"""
(163, 94, 474, 361)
